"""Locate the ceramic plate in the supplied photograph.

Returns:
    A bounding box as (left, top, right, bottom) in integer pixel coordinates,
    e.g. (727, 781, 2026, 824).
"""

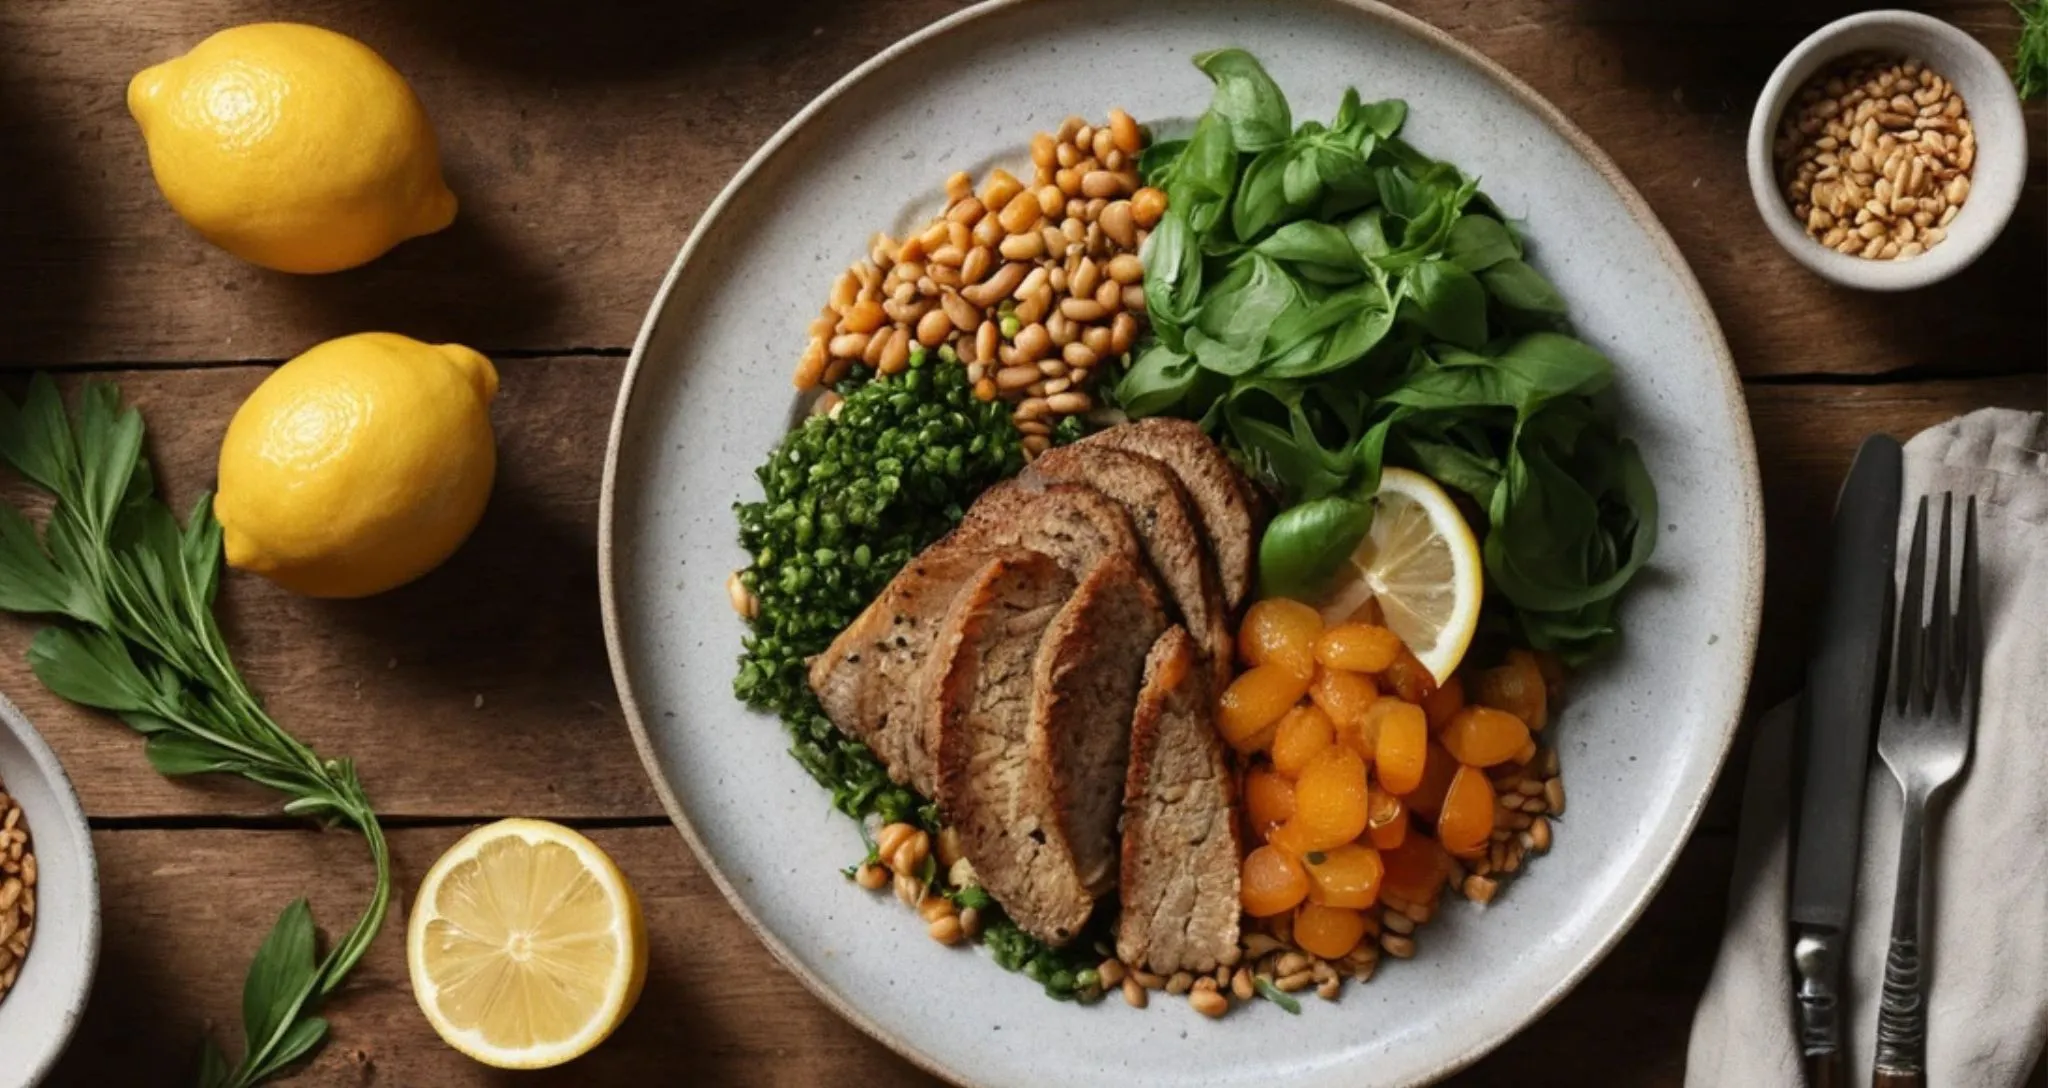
(601, 1, 1762, 1083)
(0, 693, 99, 1088)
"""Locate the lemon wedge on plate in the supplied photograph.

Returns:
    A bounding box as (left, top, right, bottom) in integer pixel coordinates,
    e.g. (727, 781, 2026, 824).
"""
(407, 819, 647, 1069)
(1315, 467, 1484, 683)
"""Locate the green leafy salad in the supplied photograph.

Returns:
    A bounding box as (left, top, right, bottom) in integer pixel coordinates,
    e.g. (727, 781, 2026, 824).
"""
(1118, 50, 1656, 661)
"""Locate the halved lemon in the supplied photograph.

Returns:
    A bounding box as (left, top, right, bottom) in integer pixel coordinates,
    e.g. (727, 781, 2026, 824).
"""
(1315, 467, 1484, 684)
(407, 818, 647, 1069)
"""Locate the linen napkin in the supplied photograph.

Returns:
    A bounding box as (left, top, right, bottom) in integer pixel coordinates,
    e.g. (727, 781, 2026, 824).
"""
(1688, 408, 2048, 1088)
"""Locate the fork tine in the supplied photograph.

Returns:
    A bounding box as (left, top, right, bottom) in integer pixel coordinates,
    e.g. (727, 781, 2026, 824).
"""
(1894, 495, 1930, 713)
(1952, 494, 1981, 712)
(1929, 492, 1954, 711)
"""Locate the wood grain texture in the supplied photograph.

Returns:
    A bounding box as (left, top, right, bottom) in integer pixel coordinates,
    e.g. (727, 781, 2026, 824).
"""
(44, 825, 1733, 1087)
(0, 0, 2040, 1083)
(0, 0, 2037, 374)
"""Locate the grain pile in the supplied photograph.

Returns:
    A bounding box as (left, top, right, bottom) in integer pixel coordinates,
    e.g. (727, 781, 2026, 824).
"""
(1776, 54, 1974, 261)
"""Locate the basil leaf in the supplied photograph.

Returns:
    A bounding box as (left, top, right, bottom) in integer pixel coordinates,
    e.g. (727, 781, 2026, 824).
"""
(1191, 254, 1294, 375)
(1354, 98, 1408, 139)
(1141, 210, 1203, 332)
(1346, 209, 1392, 263)
(1254, 220, 1364, 273)
(1481, 258, 1569, 314)
(1334, 87, 1361, 131)
(1193, 48, 1293, 152)
(1446, 214, 1522, 271)
(1402, 437, 1503, 504)
(1496, 332, 1612, 402)
(1138, 138, 1189, 187)
(1231, 145, 1292, 241)
(1405, 259, 1490, 349)
(1257, 496, 1374, 600)
(1115, 342, 1203, 416)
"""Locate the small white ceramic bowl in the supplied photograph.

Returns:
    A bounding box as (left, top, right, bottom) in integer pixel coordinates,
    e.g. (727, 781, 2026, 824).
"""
(1747, 10, 2028, 290)
(0, 693, 99, 1088)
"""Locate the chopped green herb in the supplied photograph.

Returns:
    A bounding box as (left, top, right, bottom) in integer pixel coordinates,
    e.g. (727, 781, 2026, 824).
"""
(1255, 977, 1303, 1013)
(733, 363, 1021, 823)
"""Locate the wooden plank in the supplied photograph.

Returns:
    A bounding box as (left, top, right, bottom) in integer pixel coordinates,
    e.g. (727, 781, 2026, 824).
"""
(4, 368, 2035, 821)
(45, 824, 1738, 1087)
(0, 0, 2036, 375)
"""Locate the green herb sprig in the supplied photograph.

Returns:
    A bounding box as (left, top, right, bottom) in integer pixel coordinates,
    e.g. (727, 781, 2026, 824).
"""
(2016, 0, 2048, 98)
(1118, 49, 1657, 661)
(0, 376, 389, 1088)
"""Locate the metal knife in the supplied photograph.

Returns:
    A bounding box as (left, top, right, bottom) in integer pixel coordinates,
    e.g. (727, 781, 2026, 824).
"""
(1792, 434, 1904, 1088)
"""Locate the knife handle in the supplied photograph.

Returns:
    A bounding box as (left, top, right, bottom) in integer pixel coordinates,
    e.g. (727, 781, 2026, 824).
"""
(1794, 929, 1845, 1085)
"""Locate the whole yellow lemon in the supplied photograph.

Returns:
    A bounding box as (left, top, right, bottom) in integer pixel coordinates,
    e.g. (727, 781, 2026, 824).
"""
(127, 23, 457, 274)
(217, 333, 498, 598)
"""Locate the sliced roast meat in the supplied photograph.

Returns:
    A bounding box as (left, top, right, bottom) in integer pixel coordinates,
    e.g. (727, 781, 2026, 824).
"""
(1024, 444, 1233, 688)
(1081, 417, 1263, 615)
(929, 551, 1096, 945)
(807, 479, 1147, 797)
(1028, 552, 1168, 896)
(945, 477, 1145, 579)
(1116, 626, 1242, 975)
(805, 545, 994, 798)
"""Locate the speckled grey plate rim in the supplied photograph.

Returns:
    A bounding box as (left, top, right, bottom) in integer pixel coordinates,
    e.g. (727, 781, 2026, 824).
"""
(0, 691, 100, 1088)
(598, 1, 1764, 1083)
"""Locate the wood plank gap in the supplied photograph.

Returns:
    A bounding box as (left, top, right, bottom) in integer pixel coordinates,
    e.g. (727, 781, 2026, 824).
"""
(1743, 365, 2048, 387)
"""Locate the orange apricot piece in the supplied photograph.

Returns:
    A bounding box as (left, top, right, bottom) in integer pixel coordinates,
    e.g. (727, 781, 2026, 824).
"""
(1402, 740, 1460, 822)
(1380, 646, 1440, 703)
(1218, 664, 1312, 751)
(1303, 843, 1383, 909)
(1243, 767, 1296, 840)
(1313, 623, 1404, 673)
(1374, 700, 1429, 795)
(1381, 833, 1450, 904)
(1271, 705, 1336, 778)
(1311, 667, 1379, 730)
(1293, 901, 1369, 959)
(1420, 674, 1465, 731)
(1472, 649, 1548, 731)
(1440, 706, 1532, 768)
(1289, 745, 1371, 851)
(1366, 786, 1408, 851)
(1241, 844, 1310, 917)
(1237, 598, 1322, 679)
(1437, 764, 1496, 857)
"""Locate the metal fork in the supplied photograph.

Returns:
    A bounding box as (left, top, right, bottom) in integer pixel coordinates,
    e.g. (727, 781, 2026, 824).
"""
(1871, 493, 1982, 1088)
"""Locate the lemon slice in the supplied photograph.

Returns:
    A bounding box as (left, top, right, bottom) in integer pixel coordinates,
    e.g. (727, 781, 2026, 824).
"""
(407, 818, 647, 1069)
(1315, 467, 1484, 683)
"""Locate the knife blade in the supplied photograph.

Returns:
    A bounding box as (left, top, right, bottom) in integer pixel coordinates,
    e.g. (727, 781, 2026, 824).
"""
(1791, 434, 1903, 1086)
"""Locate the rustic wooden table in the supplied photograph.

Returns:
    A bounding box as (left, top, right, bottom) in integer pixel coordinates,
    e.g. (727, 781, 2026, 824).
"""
(3, 0, 2040, 1084)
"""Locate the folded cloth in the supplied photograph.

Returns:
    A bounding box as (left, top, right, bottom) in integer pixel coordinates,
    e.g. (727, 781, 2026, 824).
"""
(1688, 408, 2048, 1087)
